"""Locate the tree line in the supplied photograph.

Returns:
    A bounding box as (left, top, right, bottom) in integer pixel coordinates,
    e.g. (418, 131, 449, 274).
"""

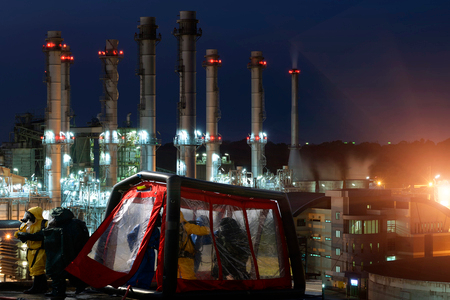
(157, 138, 450, 188)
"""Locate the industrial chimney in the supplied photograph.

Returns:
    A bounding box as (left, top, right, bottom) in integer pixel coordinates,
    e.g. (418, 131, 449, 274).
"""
(202, 49, 222, 181)
(173, 11, 203, 178)
(98, 40, 123, 188)
(247, 51, 267, 184)
(42, 31, 63, 208)
(136, 17, 161, 172)
(61, 45, 74, 178)
(288, 69, 302, 181)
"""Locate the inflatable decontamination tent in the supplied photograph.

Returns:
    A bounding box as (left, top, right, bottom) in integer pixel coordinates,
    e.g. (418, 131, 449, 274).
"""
(67, 171, 305, 299)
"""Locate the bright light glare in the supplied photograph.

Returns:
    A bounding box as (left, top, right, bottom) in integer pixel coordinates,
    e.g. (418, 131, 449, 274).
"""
(429, 182, 433, 187)
(438, 185, 450, 207)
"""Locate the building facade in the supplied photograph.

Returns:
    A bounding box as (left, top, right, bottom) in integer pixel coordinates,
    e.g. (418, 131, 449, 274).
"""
(292, 188, 450, 299)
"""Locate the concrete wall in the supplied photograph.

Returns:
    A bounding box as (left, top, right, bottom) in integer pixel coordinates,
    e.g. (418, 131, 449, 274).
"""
(369, 273, 450, 300)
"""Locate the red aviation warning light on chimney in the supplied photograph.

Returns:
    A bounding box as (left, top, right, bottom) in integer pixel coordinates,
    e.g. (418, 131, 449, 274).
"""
(98, 49, 124, 57)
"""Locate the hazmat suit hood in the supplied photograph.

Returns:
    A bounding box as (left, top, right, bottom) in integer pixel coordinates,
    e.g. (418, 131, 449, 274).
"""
(27, 206, 44, 222)
(48, 207, 74, 227)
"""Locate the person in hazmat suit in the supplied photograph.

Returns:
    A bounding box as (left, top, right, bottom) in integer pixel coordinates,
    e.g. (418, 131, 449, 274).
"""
(126, 214, 161, 289)
(212, 217, 251, 280)
(178, 211, 210, 279)
(14, 206, 48, 294)
(192, 215, 212, 273)
(18, 207, 89, 298)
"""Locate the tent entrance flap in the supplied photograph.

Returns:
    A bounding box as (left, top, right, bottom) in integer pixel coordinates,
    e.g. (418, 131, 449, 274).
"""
(66, 182, 166, 288)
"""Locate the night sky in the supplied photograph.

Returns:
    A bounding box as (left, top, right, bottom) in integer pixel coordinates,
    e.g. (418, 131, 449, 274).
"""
(1, 0, 450, 146)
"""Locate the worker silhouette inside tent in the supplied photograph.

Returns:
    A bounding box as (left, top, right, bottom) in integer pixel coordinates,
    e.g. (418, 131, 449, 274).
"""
(126, 214, 161, 289)
(212, 217, 251, 280)
(178, 211, 210, 279)
(191, 215, 212, 274)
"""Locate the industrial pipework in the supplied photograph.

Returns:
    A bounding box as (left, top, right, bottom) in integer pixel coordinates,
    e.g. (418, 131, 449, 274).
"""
(247, 51, 268, 184)
(98, 40, 123, 188)
(61, 45, 74, 178)
(288, 69, 302, 181)
(202, 49, 222, 182)
(42, 31, 64, 207)
(173, 11, 203, 178)
(135, 17, 161, 172)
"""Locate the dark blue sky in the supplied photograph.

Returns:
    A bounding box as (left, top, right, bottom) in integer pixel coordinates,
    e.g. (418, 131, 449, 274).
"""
(1, 0, 450, 146)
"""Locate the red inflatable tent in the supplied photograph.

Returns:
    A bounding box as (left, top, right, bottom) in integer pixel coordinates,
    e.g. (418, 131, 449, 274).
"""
(67, 171, 305, 299)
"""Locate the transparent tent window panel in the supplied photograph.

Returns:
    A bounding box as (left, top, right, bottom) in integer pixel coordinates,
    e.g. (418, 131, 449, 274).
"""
(246, 208, 285, 279)
(88, 196, 155, 273)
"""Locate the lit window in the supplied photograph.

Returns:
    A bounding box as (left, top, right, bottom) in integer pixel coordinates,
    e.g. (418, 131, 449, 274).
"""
(336, 212, 340, 220)
(336, 230, 341, 238)
(386, 256, 396, 261)
(387, 220, 396, 233)
(336, 266, 341, 272)
(336, 248, 341, 256)
(350, 220, 363, 234)
(365, 220, 372, 234)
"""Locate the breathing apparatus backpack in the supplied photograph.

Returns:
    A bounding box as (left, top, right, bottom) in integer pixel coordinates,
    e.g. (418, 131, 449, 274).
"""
(178, 221, 196, 259)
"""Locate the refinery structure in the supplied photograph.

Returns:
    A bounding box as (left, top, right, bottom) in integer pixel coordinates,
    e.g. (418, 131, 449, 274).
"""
(0, 11, 332, 231)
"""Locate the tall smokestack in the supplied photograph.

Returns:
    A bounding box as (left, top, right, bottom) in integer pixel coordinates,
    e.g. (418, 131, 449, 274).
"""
(98, 39, 123, 188)
(42, 31, 63, 208)
(288, 69, 302, 181)
(61, 45, 74, 178)
(202, 49, 222, 181)
(247, 51, 267, 184)
(136, 17, 161, 172)
(173, 11, 202, 178)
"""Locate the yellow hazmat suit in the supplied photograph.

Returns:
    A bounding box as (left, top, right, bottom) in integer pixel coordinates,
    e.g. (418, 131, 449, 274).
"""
(178, 212, 209, 279)
(15, 206, 47, 277)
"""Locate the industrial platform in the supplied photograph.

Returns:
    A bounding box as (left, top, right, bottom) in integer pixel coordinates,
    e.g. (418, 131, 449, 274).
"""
(0, 283, 132, 300)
